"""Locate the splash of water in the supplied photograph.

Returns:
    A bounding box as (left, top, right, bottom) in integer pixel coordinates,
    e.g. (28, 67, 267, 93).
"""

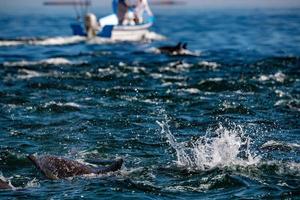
(24, 178, 40, 189)
(157, 121, 260, 171)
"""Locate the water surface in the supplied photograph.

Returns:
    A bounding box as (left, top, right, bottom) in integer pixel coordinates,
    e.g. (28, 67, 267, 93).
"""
(0, 7, 300, 199)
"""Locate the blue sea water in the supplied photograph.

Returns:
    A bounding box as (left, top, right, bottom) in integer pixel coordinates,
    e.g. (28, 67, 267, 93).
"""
(0, 6, 300, 199)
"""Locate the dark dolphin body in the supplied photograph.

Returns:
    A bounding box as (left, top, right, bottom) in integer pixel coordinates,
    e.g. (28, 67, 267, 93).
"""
(28, 155, 123, 180)
(158, 42, 188, 55)
(0, 179, 12, 190)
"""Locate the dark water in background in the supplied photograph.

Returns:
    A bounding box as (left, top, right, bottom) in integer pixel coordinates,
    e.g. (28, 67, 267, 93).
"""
(0, 7, 300, 199)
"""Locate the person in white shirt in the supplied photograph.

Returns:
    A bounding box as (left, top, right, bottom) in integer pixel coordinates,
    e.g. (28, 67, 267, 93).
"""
(116, 0, 153, 25)
(134, 0, 153, 24)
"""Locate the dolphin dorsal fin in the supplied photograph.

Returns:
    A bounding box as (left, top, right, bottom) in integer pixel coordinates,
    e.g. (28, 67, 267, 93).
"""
(176, 42, 182, 48)
(182, 43, 188, 49)
(95, 159, 123, 174)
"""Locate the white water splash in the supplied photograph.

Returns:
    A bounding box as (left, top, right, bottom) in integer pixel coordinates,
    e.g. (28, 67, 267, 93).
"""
(24, 178, 40, 189)
(157, 121, 260, 171)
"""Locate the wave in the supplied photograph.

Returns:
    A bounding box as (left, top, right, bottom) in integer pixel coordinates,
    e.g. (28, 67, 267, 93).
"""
(179, 88, 201, 94)
(0, 36, 85, 47)
(257, 71, 286, 83)
(261, 140, 300, 152)
(274, 99, 300, 111)
(35, 101, 82, 113)
(198, 61, 220, 69)
(44, 101, 81, 108)
(17, 69, 48, 79)
(3, 58, 86, 67)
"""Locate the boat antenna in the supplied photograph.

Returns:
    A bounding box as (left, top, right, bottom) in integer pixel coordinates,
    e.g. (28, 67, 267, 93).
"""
(73, 2, 81, 21)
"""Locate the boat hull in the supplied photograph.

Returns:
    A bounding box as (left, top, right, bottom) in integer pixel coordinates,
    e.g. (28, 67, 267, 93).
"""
(111, 23, 152, 41)
(71, 22, 152, 41)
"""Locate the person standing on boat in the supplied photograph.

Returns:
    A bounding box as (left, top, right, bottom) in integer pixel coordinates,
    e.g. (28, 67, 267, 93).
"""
(117, 0, 131, 25)
(115, 0, 153, 25)
(117, 0, 138, 25)
(134, 0, 153, 24)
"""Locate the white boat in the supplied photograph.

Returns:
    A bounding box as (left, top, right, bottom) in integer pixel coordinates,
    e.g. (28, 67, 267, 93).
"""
(105, 22, 153, 41)
(68, 0, 154, 41)
(71, 16, 154, 41)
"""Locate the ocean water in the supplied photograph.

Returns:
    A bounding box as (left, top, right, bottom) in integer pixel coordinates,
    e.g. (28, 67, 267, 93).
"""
(0, 7, 300, 199)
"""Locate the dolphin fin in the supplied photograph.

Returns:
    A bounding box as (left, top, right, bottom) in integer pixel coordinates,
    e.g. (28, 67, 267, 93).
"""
(176, 42, 182, 49)
(85, 158, 117, 165)
(95, 158, 123, 174)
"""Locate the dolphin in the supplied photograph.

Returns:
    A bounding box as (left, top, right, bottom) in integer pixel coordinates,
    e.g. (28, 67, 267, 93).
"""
(28, 154, 123, 180)
(157, 42, 190, 55)
(0, 179, 12, 190)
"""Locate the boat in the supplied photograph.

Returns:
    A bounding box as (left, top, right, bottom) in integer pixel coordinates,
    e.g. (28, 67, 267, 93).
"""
(44, 0, 154, 40)
(71, 13, 154, 41)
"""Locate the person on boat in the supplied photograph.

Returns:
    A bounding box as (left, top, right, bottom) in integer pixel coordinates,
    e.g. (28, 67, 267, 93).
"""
(117, 0, 131, 25)
(85, 13, 100, 38)
(120, 0, 142, 25)
(114, 0, 153, 25)
(134, 0, 153, 24)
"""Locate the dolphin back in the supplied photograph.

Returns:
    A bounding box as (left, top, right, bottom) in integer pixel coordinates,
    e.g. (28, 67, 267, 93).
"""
(28, 154, 123, 179)
(28, 154, 93, 179)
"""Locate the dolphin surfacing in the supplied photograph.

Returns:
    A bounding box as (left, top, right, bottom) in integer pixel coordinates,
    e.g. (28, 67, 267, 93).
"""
(28, 155, 123, 180)
(158, 42, 188, 55)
